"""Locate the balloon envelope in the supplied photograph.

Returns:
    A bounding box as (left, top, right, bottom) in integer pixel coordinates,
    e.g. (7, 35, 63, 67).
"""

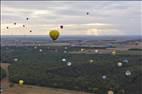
(112, 50, 116, 55)
(14, 23, 16, 25)
(19, 80, 24, 86)
(26, 18, 29, 20)
(49, 30, 60, 41)
(67, 62, 72, 66)
(23, 25, 25, 27)
(60, 25, 63, 29)
(86, 12, 89, 15)
(108, 90, 114, 94)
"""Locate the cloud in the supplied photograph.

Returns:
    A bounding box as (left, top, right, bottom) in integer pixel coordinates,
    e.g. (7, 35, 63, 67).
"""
(1, 1, 141, 36)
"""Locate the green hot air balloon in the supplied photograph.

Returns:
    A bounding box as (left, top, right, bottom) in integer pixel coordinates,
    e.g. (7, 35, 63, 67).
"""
(49, 30, 60, 41)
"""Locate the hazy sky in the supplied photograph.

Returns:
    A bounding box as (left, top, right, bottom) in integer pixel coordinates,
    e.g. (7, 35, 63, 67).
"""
(1, 1, 142, 36)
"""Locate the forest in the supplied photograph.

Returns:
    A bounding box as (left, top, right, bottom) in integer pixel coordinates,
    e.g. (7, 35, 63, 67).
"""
(1, 46, 142, 94)
(0, 67, 6, 80)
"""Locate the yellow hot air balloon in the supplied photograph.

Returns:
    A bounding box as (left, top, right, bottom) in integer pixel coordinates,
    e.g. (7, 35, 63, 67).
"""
(19, 80, 24, 86)
(49, 30, 60, 41)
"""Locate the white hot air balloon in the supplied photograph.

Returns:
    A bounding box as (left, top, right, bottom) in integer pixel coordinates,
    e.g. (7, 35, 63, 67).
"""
(67, 62, 72, 66)
(64, 47, 68, 50)
(102, 75, 107, 80)
(89, 59, 94, 63)
(95, 49, 98, 53)
(117, 62, 123, 67)
(39, 49, 43, 52)
(123, 59, 129, 63)
(34, 46, 37, 49)
(13, 58, 18, 62)
(62, 58, 66, 62)
(125, 70, 131, 76)
(64, 50, 67, 54)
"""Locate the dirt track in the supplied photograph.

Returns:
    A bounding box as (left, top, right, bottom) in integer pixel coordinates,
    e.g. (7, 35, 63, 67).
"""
(3, 85, 91, 94)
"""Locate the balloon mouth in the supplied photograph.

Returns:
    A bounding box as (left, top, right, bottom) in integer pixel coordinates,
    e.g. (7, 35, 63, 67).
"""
(52, 38, 59, 41)
(53, 39, 57, 41)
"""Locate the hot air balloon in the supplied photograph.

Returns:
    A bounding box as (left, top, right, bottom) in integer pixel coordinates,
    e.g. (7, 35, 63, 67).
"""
(6, 27, 9, 29)
(26, 17, 29, 20)
(102, 75, 107, 80)
(95, 49, 98, 53)
(67, 62, 72, 66)
(125, 70, 131, 76)
(29, 30, 32, 32)
(19, 80, 24, 86)
(112, 50, 116, 55)
(123, 59, 128, 63)
(62, 58, 66, 62)
(14, 22, 16, 25)
(22, 25, 25, 27)
(86, 12, 89, 15)
(108, 90, 114, 94)
(49, 30, 60, 41)
(81, 48, 85, 52)
(60, 25, 63, 29)
(39, 49, 43, 52)
(117, 62, 123, 67)
(13, 58, 18, 62)
(89, 59, 94, 63)
(64, 50, 67, 54)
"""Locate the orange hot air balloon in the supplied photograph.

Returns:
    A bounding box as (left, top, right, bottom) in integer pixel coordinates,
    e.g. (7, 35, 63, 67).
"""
(49, 30, 60, 41)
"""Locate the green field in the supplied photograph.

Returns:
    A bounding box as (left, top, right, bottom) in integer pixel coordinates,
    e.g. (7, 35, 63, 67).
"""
(1, 46, 142, 94)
